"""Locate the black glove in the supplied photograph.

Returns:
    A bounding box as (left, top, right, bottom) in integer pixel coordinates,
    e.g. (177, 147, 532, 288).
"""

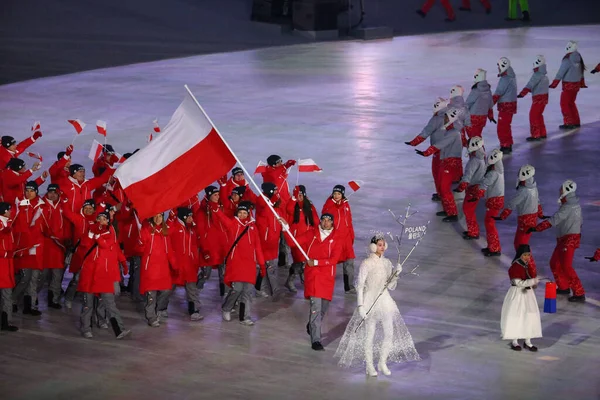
(492, 216, 502, 221)
(584, 256, 597, 262)
(591, 70, 598, 74)
(489, 118, 497, 124)
(404, 141, 412, 146)
(527, 227, 537, 233)
(415, 150, 425, 157)
(453, 188, 462, 193)
(517, 94, 524, 98)
(467, 197, 478, 202)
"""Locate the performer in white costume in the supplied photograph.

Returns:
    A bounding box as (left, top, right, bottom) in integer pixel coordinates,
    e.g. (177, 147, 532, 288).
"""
(500, 244, 542, 351)
(334, 235, 420, 377)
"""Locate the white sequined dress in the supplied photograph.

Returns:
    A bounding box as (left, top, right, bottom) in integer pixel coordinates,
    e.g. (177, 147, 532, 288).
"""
(334, 253, 420, 367)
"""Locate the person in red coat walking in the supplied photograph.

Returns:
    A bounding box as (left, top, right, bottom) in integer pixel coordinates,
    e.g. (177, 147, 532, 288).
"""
(219, 167, 258, 205)
(39, 184, 66, 309)
(78, 210, 130, 339)
(0, 130, 41, 174)
(0, 202, 18, 332)
(170, 208, 203, 321)
(223, 186, 246, 218)
(139, 213, 178, 327)
(212, 201, 266, 326)
(195, 186, 230, 296)
(285, 213, 343, 350)
(322, 185, 356, 294)
(459, 0, 491, 13)
(417, 0, 455, 21)
(117, 201, 144, 301)
(284, 185, 319, 293)
(255, 182, 285, 298)
(62, 163, 114, 214)
(12, 181, 45, 316)
(61, 199, 102, 308)
(1, 158, 46, 204)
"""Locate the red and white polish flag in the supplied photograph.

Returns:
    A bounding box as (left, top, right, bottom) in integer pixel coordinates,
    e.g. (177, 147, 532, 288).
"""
(298, 158, 322, 173)
(88, 140, 125, 163)
(96, 120, 107, 136)
(114, 91, 236, 219)
(68, 119, 86, 134)
(27, 152, 43, 162)
(254, 160, 267, 175)
(153, 119, 161, 133)
(31, 121, 41, 132)
(348, 180, 363, 192)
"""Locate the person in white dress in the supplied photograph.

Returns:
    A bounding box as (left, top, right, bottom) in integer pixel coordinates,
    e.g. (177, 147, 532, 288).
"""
(334, 235, 420, 377)
(500, 244, 542, 351)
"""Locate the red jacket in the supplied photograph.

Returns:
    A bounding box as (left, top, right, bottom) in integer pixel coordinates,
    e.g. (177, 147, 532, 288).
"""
(286, 198, 319, 263)
(508, 259, 536, 281)
(1, 169, 45, 205)
(40, 196, 67, 269)
(62, 204, 102, 273)
(0, 136, 36, 172)
(78, 225, 126, 294)
(321, 197, 355, 261)
(62, 168, 114, 214)
(219, 177, 258, 205)
(261, 164, 292, 207)
(287, 226, 343, 301)
(195, 198, 230, 267)
(116, 203, 143, 258)
(49, 155, 70, 188)
(13, 196, 45, 271)
(0, 216, 15, 289)
(170, 219, 199, 285)
(139, 221, 177, 294)
(212, 207, 265, 286)
(255, 196, 284, 260)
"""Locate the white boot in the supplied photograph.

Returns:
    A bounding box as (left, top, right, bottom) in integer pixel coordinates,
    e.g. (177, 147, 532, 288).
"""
(366, 363, 378, 377)
(378, 361, 391, 376)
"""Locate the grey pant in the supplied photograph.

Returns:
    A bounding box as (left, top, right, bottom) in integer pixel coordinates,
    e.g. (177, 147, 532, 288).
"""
(308, 297, 330, 343)
(278, 232, 290, 266)
(145, 289, 173, 323)
(12, 269, 41, 307)
(222, 282, 252, 320)
(185, 282, 201, 313)
(38, 268, 64, 299)
(260, 260, 280, 296)
(1, 288, 13, 322)
(197, 265, 225, 289)
(342, 259, 355, 292)
(95, 282, 121, 325)
(65, 271, 80, 302)
(81, 292, 124, 334)
(287, 262, 305, 283)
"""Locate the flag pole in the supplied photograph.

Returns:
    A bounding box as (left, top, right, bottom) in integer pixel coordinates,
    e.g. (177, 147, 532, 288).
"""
(184, 85, 310, 261)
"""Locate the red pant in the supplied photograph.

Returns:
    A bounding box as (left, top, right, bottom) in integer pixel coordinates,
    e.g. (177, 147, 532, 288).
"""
(484, 197, 504, 252)
(421, 0, 455, 19)
(463, 185, 481, 236)
(515, 213, 538, 276)
(432, 153, 441, 195)
(461, 0, 491, 9)
(497, 111, 514, 147)
(439, 158, 461, 216)
(466, 115, 487, 139)
(550, 234, 584, 296)
(560, 87, 580, 126)
(529, 99, 547, 138)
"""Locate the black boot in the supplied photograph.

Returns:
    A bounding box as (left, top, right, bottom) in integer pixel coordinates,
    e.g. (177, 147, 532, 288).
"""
(483, 248, 501, 257)
(521, 10, 530, 21)
(436, 211, 448, 217)
(187, 301, 196, 316)
(431, 193, 441, 202)
(1, 312, 18, 332)
(23, 296, 42, 316)
(568, 295, 586, 303)
(48, 291, 62, 309)
(556, 289, 570, 295)
(109, 317, 131, 339)
(219, 283, 225, 297)
(12, 304, 17, 313)
(343, 274, 350, 292)
(442, 215, 458, 222)
(312, 341, 325, 351)
(239, 303, 246, 322)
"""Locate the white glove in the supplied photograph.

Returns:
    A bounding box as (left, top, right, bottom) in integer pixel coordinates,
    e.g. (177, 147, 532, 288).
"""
(358, 305, 367, 319)
(395, 264, 403, 274)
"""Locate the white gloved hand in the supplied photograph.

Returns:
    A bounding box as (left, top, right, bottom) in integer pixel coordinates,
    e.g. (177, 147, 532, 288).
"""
(358, 305, 367, 319)
(395, 264, 403, 274)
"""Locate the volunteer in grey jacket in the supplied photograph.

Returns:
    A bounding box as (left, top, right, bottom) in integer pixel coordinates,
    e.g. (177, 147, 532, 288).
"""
(549, 40, 586, 129)
(406, 98, 449, 201)
(529, 180, 585, 302)
(518, 55, 550, 141)
(496, 165, 544, 275)
(493, 57, 517, 154)
(415, 108, 463, 222)
(474, 149, 504, 257)
(465, 69, 495, 139)
(454, 137, 486, 239)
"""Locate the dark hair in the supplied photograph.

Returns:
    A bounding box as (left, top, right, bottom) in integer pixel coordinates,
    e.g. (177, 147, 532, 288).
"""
(513, 244, 531, 262)
(148, 214, 169, 236)
(293, 197, 315, 227)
